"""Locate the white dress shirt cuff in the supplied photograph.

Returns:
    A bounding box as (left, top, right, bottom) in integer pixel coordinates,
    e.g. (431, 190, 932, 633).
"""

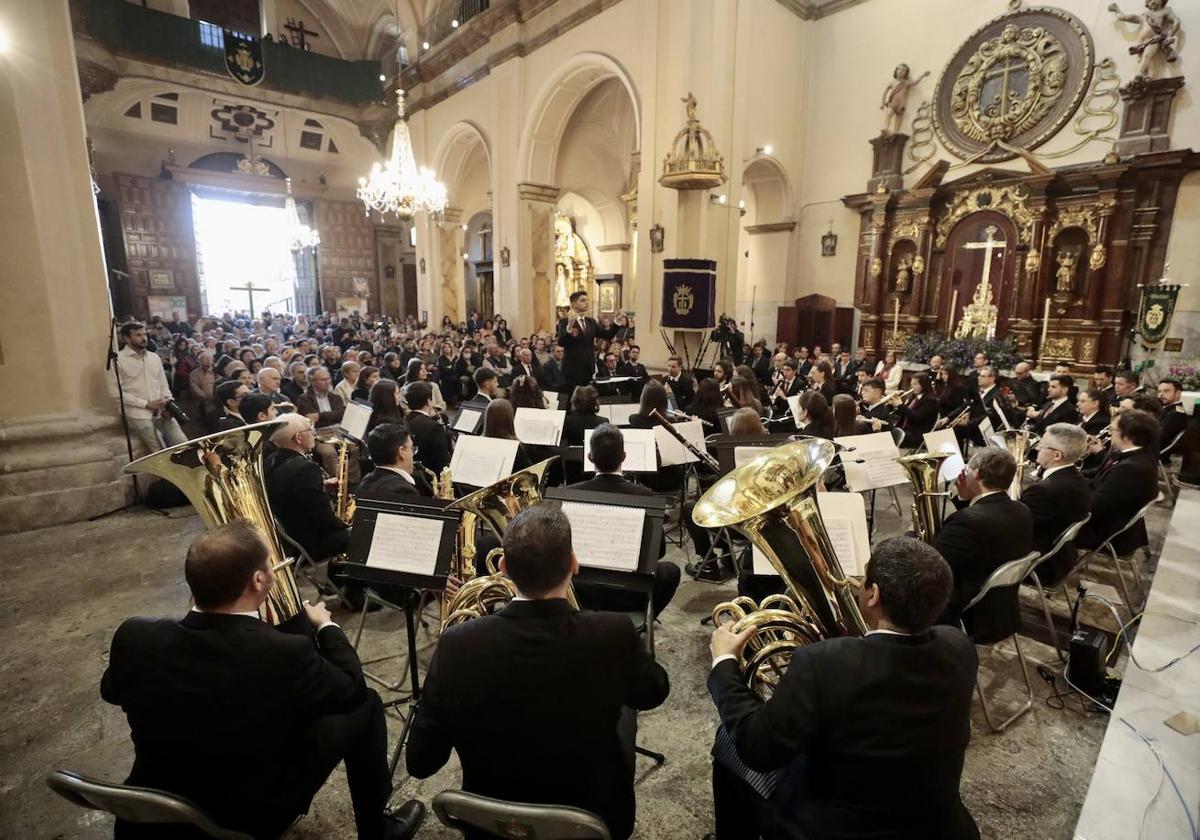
(711, 653, 738, 669)
(317, 621, 340, 633)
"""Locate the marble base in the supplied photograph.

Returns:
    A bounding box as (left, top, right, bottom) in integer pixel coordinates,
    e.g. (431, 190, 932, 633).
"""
(0, 410, 130, 534)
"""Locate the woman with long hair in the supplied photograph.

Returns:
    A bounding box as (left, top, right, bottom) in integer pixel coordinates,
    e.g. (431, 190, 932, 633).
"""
(796, 390, 834, 438)
(831, 393, 860, 438)
(936, 364, 969, 422)
(810, 361, 838, 403)
(875, 349, 903, 390)
(170, 337, 194, 397)
(729, 375, 763, 417)
(893, 372, 939, 448)
(482, 398, 532, 471)
(687, 378, 725, 431)
(713, 359, 735, 404)
(366, 379, 405, 435)
(629, 380, 671, 428)
(728, 407, 766, 436)
(563, 385, 604, 446)
(352, 366, 381, 402)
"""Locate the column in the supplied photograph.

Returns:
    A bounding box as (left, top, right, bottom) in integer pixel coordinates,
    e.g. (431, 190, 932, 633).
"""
(436, 207, 465, 324)
(0, 0, 126, 531)
(516, 183, 559, 336)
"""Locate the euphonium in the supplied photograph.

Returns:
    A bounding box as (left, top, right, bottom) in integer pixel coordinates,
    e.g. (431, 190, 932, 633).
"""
(123, 420, 303, 626)
(995, 429, 1039, 499)
(441, 548, 519, 628)
(694, 438, 867, 698)
(895, 451, 953, 543)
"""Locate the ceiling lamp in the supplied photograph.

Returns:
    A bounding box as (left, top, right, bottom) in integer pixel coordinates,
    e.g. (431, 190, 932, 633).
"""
(357, 88, 447, 220)
(284, 178, 320, 251)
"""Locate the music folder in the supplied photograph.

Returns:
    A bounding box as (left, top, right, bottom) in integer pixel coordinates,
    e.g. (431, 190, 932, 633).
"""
(710, 433, 796, 475)
(452, 403, 485, 435)
(544, 488, 665, 595)
(344, 495, 459, 591)
(340, 401, 372, 442)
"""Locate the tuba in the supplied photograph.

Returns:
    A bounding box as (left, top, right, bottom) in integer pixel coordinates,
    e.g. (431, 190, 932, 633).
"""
(895, 451, 953, 543)
(123, 420, 304, 626)
(994, 429, 1039, 499)
(694, 438, 867, 698)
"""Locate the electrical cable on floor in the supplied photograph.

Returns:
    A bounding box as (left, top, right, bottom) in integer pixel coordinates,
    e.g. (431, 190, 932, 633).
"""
(1078, 592, 1200, 672)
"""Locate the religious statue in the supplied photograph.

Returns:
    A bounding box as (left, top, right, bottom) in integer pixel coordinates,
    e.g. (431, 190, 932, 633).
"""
(1109, 0, 1182, 79)
(681, 93, 702, 158)
(894, 257, 912, 292)
(1055, 249, 1079, 292)
(880, 64, 929, 136)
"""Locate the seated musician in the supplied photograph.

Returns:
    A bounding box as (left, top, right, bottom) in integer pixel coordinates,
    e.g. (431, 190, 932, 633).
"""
(935, 365, 971, 422)
(1020, 423, 1092, 584)
(954, 365, 1008, 449)
(626, 381, 685, 493)
(1078, 388, 1111, 437)
(662, 355, 696, 410)
(688, 379, 726, 431)
(1156, 377, 1188, 464)
(593, 351, 623, 397)
(102, 521, 425, 840)
(1092, 365, 1116, 406)
(568, 423, 681, 618)
(357, 423, 432, 499)
(214, 380, 249, 431)
(482, 398, 534, 472)
(707, 537, 979, 840)
(1008, 361, 1043, 409)
(1076, 409, 1161, 556)
(407, 505, 671, 840)
(934, 448, 1033, 635)
(406, 381, 452, 475)
(1025, 374, 1080, 435)
(265, 413, 349, 562)
(768, 360, 804, 417)
(466, 367, 501, 407)
(238, 392, 278, 425)
(563, 384, 605, 446)
(618, 344, 650, 391)
(858, 377, 896, 432)
(893, 373, 938, 448)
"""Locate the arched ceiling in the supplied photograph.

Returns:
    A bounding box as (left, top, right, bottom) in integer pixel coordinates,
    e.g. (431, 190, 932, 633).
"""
(292, 0, 430, 60)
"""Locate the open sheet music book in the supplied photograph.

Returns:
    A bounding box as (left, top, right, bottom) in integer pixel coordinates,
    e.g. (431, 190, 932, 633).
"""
(598, 404, 639, 426)
(833, 431, 907, 492)
(560, 501, 646, 572)
(366, 513, 445, 576)
(514, 407, 566, 446)
(583, 427, 657, 472)
(448, 436, 519, 486)
(453, 404, 485, 434)
(654, 419, 706, 466)
(923, 428, 965, 483)
(340, 402, 371, 441)
(752, 491, 870, 577)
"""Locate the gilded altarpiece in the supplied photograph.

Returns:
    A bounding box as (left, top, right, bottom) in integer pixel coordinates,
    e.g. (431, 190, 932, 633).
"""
(315, 200, 378, 314)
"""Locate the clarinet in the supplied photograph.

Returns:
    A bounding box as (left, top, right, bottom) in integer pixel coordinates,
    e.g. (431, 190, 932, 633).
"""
(650, 409, 720, 470)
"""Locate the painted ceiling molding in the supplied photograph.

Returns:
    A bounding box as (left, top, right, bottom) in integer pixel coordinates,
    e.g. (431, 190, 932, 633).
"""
(772, 0, 875, 21)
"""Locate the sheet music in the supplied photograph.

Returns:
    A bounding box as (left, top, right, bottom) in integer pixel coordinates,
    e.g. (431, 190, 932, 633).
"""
(515, 408, 565, 446)
(366, 513, 444, 576)
(923, 428, 964, 483)
(752, 491, 869, 576)
(979, 417, 996, 443)
(787, 394, 802, 428)
(583, 427, 657, 472)
(453, 406, 482, 433)
(835, 432, 907, 492)
(449, 436, 518, 486)
(600, 404, 639, 426)
(560, 501, 646, 572)
(340, 402, 371, 441)
(543, 392, 560, 410)
(655, 420, 705, 466)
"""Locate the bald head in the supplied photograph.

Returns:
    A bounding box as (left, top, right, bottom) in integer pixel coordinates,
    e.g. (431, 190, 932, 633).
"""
(270, 413, 314, 449)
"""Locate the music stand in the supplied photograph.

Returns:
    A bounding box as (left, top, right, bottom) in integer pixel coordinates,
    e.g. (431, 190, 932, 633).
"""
(710, 433, 795, 475)
(342, 496, 460, 780)
(451, 404, 485, 436)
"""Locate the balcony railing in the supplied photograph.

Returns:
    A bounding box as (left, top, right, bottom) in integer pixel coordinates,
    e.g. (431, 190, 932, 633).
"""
(417, 0, 490, 53)
(81, 0, 384, 104)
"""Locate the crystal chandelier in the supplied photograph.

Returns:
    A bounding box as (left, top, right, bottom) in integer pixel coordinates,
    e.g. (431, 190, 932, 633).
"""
(357, 89, 447, 219)
(284, 178, 320, 251)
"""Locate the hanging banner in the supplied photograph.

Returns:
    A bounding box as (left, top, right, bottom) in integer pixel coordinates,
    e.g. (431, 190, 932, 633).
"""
(661, 258, 717, 329)
(1136, 283, 1182, 347)
(224, 30, 265, 86)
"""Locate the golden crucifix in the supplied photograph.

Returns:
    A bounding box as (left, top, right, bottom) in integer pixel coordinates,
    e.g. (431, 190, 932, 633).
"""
(955, 225, 1005, 339)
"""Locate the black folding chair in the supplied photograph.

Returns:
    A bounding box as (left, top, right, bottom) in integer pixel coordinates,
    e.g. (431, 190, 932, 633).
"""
(432, 790, 610, 840)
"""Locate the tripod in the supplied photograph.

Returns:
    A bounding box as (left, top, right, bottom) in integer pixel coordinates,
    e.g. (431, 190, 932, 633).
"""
(386, 588, 426, 780)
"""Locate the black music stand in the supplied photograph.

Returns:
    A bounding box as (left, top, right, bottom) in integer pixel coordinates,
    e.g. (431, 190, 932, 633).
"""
(451, 403, 485, 436)
(341, 495, 460, 780)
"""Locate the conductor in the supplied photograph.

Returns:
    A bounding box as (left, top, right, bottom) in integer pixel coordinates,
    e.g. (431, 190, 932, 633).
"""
(556, 290, 619, 389)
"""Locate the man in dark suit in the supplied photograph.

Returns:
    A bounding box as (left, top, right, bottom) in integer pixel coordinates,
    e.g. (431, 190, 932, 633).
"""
(214, 380, 249, 431)
(1077, 388, 1111, 437)
(101, 521, 424, 840)
(707, 537, 979, 840)
(568, 423, 680, 618)
(405, 382, 452, 475)
(964, 351, 989, 390)
(858, 378, 897, 431)
(1156, 378, 1189, 463)
(768, 360, 805, 416)
(1008, 361, 1043, 409)
(282, 361, 308, 403)
(1021, 424, 1093, 584)
(407, 505, 670, 840)
(556, 290, 619, 390)
(1092, 365, 1117, 407)
(1113, 369, 1141, 406)
(540, 345, 567, 392)
(662, 355, 696, 410)
(710, 315, 745, 366)
(237, 392, 277, 426)
(618, 344, 650, 391)
(357, 422, 432, 499)
(1025, 375, 1080, 435)
(464, 367, 500, 408)
(296, 365, 346, 428)
(935, 448, 1033, 635)
(265, 414, 349, 562)
(1077, 409, 1161, 556)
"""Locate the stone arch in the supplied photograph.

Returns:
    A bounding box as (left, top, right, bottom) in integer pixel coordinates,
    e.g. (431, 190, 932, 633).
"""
(518, 52, 640, 186)
(741, 154, 793, 223)
(432, 121, 492, 211)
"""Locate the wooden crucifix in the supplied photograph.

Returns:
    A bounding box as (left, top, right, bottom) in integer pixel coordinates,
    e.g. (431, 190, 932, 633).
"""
(283, 18, 318, 51)
(229, 282, 271, 315)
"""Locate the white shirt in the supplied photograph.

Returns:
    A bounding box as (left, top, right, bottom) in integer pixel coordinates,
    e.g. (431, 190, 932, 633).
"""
(980, 384, 996, 400)
(969, 489, 1006, 507)
(110, 346, 173, 420)
(315, 392, 332, 413)
(379, 465, 416, 485)
(1041, 464, 1071, 480)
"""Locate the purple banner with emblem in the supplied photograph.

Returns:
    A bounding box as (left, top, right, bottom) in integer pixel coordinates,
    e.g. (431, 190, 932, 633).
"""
(660, 259, 717, 329)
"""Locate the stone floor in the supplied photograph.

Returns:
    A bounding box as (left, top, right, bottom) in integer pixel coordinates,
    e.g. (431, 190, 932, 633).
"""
(0, 485, 1170, 840)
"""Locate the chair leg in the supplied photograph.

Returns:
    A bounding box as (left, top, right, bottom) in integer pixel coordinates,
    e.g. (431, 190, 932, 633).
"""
(887, 486, 903, 517)
(635, 745, 666, 765)
(1031, 572, 1064, 661)
(975, 635, 1034, 733)
(1104, 544, 1139, 619)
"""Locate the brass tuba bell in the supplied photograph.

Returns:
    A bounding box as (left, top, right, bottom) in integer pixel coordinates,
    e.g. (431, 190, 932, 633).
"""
(994, 429, 1039, 499)
(694, 438, 867, 698)
(895, 451, 953, 543)
(123, 420, 303, 626)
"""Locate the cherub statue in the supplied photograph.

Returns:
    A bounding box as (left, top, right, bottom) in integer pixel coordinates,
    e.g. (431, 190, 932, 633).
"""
(1055, 249, 1079, 292)
(1109, 0, 1182, 79)
(880, 63, 930, 136)
(894, 257, 912, 292)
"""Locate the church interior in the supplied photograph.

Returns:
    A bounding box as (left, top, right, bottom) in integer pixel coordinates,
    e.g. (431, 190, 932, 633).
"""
(2, 0, 1200, 838)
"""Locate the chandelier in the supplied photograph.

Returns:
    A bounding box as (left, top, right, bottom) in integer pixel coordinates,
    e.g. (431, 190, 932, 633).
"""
(284, 178, 320, 251)
(357, 89, 447, 219)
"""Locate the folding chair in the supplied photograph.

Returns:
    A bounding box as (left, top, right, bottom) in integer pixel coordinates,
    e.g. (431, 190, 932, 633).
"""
(1071, 495, 1160, 619)
(274, 519, 341, 603)
(432, 790, 610, 840)
(1021, 515, 1090, 660)
(960, 551, 1040, 733)
(1159, 430, 1186, 504)
(46, 770, 259, 840)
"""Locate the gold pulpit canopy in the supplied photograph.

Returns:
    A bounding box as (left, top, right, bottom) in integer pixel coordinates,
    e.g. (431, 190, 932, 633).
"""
(660, 92, 727, 191)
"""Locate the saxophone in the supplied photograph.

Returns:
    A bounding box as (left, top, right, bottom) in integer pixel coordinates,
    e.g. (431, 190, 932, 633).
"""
(317, 432, 354, 524)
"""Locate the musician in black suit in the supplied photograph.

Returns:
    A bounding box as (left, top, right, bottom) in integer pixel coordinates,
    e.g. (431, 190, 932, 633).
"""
(1008, 361, 1043, 408)
(858, 378, 897, 431)
(768, 359, 805, 416)
(893, 373, 939, 449)
(707, 537, 979, 840)
(954, 366, 1008, 449)
(405, 381, 452, 475)
(102, 521, 425, 840)
(1025, 375, 1080, 435)
(1077, 409, 1161, 556)
(265, 414, 349, 561)
(464, 367, 500, 408)
(1078, 388, 1111, 437)
(407, 505, 671, 840)
(1092, 365, 1117, 406)
(618, 344, 650, 389)
(356, 423, 432, 500)
(1113, 369, 1141, 405)
(1021, 424, 1093, 584)
(935, 448, 1033, 636)
(238, 392, 278, 425)
(568, 423, 680, 618)
(662, 355, 695, 410)
(1156, 378, 1189, 463)
(214, 380, 249, 431)
(556, 290, 618, 389)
